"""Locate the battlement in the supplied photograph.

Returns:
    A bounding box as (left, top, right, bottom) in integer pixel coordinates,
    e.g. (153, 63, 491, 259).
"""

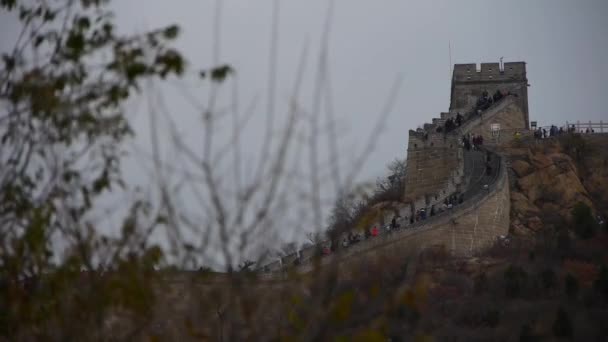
(452, 62, 527, 83)
(408, 130, 459, 150)
(449, 61, 529, 128)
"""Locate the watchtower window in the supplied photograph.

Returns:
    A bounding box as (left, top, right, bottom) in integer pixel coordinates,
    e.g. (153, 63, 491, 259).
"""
(489, 75, 493, 79)
(488, 68, 492, 71)
(414, 143, 417, 149)
(467, 76, 471, 80)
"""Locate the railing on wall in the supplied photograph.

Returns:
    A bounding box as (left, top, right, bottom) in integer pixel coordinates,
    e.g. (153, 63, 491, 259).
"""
(564, 121, 606, 133)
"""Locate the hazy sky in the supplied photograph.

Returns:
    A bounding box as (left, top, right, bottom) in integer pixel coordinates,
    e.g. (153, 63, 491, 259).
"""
(2, 1, 607, 252)
(109, 0, 608, 179)
(2, 1, 606, 180)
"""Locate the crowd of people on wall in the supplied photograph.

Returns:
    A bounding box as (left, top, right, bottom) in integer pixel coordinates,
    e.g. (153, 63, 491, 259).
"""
(441, 112, 464, 133)
(462, 133, 484, 151)
(534, 124, 599, 140)
(436, 89, 510, 135)
(335, 216, 403, 252)
(319, 190, 470, 256)
(315, 152, 499, 260)
(476, 89, 506, 112)
(272, 152, 502, 271)
(271, 203, 605, 271)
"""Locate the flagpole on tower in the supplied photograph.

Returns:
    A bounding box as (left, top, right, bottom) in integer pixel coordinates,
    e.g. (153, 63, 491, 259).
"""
(448, 41, 452, 80)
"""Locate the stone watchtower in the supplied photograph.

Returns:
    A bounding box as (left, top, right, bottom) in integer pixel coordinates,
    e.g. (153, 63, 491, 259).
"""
(450, 62, 529, 128)
(403, 61, 529, 211)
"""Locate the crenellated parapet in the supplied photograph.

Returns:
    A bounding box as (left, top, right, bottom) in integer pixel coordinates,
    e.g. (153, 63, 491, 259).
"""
(408, 129, 460, 149)
(404, 128, 464, 210)
(451, 62, 527, 83)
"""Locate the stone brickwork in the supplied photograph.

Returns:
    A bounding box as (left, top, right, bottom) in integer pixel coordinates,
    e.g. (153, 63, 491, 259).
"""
(466, 101, 527, 145)
(450, 62, 529, 128)
(331, 157, 510, 268)
(404, 132, 463, 208)
(455, 96, 527, 146)
(289, 158, 510, 274)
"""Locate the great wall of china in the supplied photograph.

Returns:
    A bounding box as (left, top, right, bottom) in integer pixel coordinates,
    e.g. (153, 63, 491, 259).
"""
(262, 61, 531, 273)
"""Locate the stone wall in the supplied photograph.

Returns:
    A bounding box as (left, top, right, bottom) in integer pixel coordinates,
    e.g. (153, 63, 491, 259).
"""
(457, 96, 528, 146)
(403, 62, 529, 209)
(404, 132, 463, 208)
(331, 157, 510, 267)
(289, 158, 510, 275)
(269, 148, 511, 273)
(450, 62, 529, 128)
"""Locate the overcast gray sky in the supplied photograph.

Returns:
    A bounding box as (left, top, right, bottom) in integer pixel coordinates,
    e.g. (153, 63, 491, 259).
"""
(2, 0, 606, 181)
(109, 0, 608, 179)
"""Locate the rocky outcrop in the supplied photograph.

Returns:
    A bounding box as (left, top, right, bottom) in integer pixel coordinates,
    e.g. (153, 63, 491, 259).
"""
(505, 136, 607, 236)
(578, 135, 608, 211)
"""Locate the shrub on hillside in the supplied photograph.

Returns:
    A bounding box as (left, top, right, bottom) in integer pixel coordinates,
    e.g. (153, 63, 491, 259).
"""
(540, 268, 557, 290)
(482, 308, 501, 328)
(370, 158, 407, 205)
(474, 272, 488, 295)
(571, 202, 597, 239)
(552, 307, 573, 338)
(538, 184, 563, 204)
(454, 304, 501, 328)
(565, 274, 579, 298)
(560, 133, 591, 162)
(519, 323, 539, 342)
(504, 265, 528, 298)
(563, 259, 599, 288)
(556, 228, 572, 256)
(594, 265, 608, 297)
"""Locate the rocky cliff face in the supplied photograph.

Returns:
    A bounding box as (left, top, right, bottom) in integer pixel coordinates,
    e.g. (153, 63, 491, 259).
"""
(505, 135, 608, 236)
(578, 135, 608, 210)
